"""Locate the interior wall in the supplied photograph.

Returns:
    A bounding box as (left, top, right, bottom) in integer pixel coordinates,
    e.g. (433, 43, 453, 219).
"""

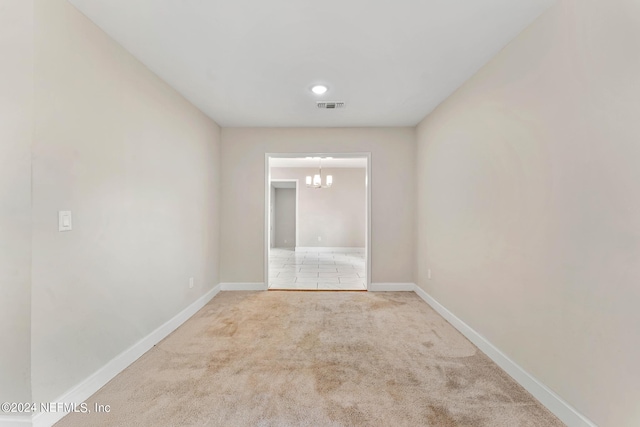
(220, 127, 414, 284)
(415, 1, 640, 426)
(0, 0, 33, 409)
(271, 167, 366, 248)
(274, 188, 296, 248)
(31, 0, 221, 403)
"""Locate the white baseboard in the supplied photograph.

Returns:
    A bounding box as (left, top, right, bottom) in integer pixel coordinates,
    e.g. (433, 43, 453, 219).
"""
(295, 247, 365, 253)
(0, 415, 31, 427)
(31, 285, 221, 427)
(220, 282, 266, 291)
(413, 285, 597, 427)
(369, 282, 415, 291)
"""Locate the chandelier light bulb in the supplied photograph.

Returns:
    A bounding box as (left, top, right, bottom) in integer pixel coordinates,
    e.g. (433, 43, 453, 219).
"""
(305, 157, 334, 188)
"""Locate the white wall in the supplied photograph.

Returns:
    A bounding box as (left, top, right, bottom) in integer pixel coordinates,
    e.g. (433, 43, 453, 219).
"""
(272, 167, 366, 248)
(0, 0, 33, 411)
(415, 1, 640, 426)
(30, 0, 221, 403)
(273, 188, 296, 248)
(220, 127, 414, 283)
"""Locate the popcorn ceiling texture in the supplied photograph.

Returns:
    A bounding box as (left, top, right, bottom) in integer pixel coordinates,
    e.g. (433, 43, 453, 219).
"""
(56, 291, 564, 426)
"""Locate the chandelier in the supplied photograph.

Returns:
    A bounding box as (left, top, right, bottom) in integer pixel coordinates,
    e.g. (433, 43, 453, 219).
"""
(306, 158, 333, 188)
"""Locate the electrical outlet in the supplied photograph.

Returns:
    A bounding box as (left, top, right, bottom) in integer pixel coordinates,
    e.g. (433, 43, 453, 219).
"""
(318, 236, 322, 242)
(189, 277, 194, 288)
(427, 269, 432, 280)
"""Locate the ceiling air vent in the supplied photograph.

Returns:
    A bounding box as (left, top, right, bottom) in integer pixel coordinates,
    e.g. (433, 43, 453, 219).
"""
(317, 101, 345, 109)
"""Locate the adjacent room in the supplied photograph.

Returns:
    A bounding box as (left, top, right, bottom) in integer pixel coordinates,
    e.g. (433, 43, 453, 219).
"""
(268, 155, 369, 290)
(2, 0, 639, 426)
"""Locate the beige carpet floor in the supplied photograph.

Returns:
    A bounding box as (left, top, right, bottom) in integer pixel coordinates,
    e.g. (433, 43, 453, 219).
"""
(55, 291, 564, 427)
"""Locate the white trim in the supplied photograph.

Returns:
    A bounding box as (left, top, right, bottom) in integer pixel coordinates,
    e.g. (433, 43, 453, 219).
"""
(220, 282, 266, 291)
(295, 180, 299, 249)
(369, 282, 416, 291)
(264, 154, 270, 292)
(295, 247, 365, 253)
(0, 415, 31, 427)
(413, 285, 597, 427)
(366, 153, 371, 290)
(31, 285, 221, 427)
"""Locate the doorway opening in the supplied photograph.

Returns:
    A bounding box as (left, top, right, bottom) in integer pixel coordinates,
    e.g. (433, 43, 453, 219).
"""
(270, 179, 298, 250)
(265, 153, 371, 290)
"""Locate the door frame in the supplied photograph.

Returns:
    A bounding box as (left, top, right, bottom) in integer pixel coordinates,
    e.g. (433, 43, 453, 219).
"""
(264, 152, 372, 290)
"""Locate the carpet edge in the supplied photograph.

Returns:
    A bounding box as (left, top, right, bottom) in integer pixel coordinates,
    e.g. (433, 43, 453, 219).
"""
(220, 283, 267, 291)
(369, 283, 415, 291)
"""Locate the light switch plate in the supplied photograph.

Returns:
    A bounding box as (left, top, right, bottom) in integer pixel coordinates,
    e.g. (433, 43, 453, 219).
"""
(59, 211, 72, 231)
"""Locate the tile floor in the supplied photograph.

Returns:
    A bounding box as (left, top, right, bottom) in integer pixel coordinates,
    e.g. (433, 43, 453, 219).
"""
(269, 247, 367, 290)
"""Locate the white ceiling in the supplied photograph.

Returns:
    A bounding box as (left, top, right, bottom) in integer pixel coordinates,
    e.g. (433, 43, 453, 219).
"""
(270, 157, 366, 169)
(67, 0, 554, 127)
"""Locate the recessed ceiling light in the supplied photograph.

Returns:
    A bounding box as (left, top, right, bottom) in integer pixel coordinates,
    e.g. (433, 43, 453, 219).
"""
(311, 85, 328, 95)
